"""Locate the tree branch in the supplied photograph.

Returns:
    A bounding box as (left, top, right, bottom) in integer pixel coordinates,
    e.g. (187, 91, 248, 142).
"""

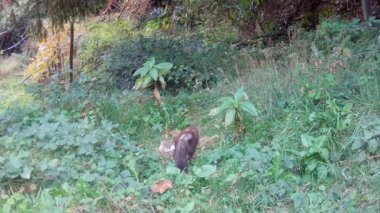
(0, 30, 11, 37)
(2, 36, 26, 52)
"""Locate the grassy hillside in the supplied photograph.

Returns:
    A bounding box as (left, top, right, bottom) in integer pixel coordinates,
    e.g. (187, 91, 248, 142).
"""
(0, 18, 379, 212)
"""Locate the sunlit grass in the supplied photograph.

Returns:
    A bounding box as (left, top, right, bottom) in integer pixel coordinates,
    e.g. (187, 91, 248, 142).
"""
(0, 56, 33, 113)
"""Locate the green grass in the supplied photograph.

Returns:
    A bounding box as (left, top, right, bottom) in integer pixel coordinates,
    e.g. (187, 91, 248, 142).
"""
(0, 56, 33, 113)
(1, 19, 380, 212)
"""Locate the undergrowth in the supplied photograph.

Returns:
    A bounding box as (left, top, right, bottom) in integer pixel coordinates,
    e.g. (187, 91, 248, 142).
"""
(1, 19, 380, 212)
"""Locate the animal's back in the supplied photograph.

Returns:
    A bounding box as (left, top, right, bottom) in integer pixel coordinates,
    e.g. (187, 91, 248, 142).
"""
(174, 127, 199, 171)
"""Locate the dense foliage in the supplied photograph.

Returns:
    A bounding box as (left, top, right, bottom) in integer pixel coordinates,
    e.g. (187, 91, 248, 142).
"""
(79, 21, 232, 90)
(1, 2, 380, 211)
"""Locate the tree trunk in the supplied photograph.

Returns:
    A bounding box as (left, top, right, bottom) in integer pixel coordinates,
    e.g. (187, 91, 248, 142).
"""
(69, 21, 74, 83)
(362, 0, 372, 21)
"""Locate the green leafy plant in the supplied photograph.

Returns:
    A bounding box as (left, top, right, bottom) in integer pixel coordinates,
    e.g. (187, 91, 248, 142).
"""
(299, 133, 330, 175)
(209, 87, 258, 138)
(133, 57, 173, 105)
(351, 115, 380, 162)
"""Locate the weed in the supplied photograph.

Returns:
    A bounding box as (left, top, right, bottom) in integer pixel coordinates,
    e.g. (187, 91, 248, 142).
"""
(209, 87, 258, 140)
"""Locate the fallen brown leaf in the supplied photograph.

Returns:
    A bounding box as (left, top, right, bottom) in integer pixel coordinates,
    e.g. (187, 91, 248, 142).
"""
(28, 183, 37, 192)
(18, 186, 25, 193)
(151, 179, 173, 194)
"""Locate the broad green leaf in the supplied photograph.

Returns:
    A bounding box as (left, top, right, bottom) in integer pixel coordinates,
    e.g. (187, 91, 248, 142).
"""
(222, 98, 237, 108)
(301, 133, 313, 147)
(194, 165, 216, 178)
(225, 108, 236, 127)
(291, 192, 307, 209)
(234, 87, 244, 102)
(306, 160, 318, 171)
(320, 148, 329, 161)
(149, 68, 159, 81)
(209, 106, 224, 116)
(143, 57, 155, 68)
(20, 166, 33, 179)
(209, 98, 235, 116)
(83, 171, 99, 182)
(309, 112, 317, 121)
(368, 139, 378, 152)
(159, 75, 166, 88)
(239, 102, 258, 116)
(6, 155, 23, 170)
(40, 161, 48, 171)
(180, 202, 195, 213)
(220, 97, 235, 105)
(134, 77, 144, 90)
(155, 62, 173, 73)
(351, 139, 363, 150)
(141, 67, 150, 76)
(357, 151, 367, 162)
(342, 102, 353, 113)
(48, 159, 59, 168)
(133, 67, 148, 77)
(141, 76, 153, 88)
(224, 173, 238, 182)
(166, 166, 181, 175)
(176, 175, 195, 185)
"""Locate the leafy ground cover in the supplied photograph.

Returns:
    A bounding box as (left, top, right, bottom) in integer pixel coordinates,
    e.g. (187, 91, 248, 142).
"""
(1, 19, 380, 212)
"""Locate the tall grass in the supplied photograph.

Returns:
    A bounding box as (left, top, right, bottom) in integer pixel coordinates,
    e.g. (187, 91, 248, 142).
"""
(0, 55, 25, 79)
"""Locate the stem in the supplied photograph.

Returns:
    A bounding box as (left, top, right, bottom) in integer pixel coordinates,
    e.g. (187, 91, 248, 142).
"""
(153, 81, 162, 106)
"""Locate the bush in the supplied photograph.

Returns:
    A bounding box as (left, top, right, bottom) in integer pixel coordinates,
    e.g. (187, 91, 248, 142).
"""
(79, 21, 233, 91)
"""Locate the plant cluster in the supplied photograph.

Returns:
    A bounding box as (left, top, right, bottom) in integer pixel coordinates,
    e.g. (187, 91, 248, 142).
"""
(79, 22, 232, 91)
(0, 108, 160, 211)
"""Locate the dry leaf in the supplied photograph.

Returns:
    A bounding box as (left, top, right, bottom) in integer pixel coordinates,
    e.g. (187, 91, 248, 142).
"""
(151, 179, 173, 194)
(18, 186, 25, 193)
(28, 183, 37, 192)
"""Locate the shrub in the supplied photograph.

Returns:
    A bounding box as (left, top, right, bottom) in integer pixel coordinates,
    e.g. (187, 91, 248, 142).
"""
(209, 87, 258, 133)
(79, 21, 233, 90)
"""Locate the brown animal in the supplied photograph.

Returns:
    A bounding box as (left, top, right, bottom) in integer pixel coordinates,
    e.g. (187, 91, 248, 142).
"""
(173, 126, 199, 171)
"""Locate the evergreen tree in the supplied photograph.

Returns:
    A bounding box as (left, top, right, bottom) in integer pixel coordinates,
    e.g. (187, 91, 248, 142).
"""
(44, 0, 107, 83)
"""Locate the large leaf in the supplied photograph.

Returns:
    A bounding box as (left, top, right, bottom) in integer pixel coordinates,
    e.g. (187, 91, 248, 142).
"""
(351, 139, 363, 150)
(166, 166, 181, 175)
(134, 77, 144, 90)
(219, 97, 234, 104)
(234, 87, 244, 102)
(141, 76, 153, 88)
(209, 97, 236, 116)
(20, 166, 33, 179)
(143, 57, 155, 68)
(225, 108, 236, 127)
(220, 97, 236, 108)
(133, 67, 148, 77)
(368, 139, 378, 152)
(301, 133, 313, 147)
(149, 68, 159, 81)
(209, 106, 224, 116)
(155, 62, 173, 74)
(239, 102, 258, 116)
